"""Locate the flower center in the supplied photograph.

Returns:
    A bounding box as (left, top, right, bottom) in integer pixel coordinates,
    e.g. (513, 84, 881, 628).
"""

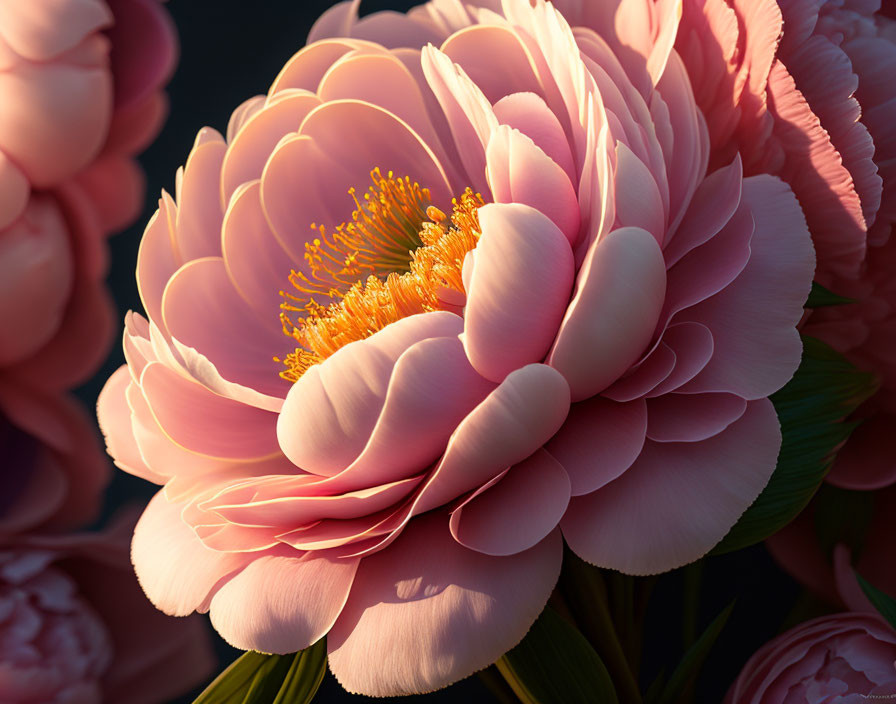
(276, 169, 483, 382)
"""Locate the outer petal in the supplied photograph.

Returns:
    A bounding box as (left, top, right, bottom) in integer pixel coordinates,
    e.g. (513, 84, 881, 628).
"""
(449, 449, 570, 556)
(209, 551, 359, 654)
(678, 176, 814, 399)
(327, 511, 562, 696)
(645, 392, 747, 442)
(463, 203, 575, 383)
(549, 226, 666, 401)
(131, 492, 252, 615)
(562, 399, 781, 574)
(546, 396, 647, 496)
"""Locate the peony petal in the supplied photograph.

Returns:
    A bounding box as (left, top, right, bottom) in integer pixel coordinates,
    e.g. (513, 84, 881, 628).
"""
(614, 142, 667, 245)
(132, 492, 253, 615)
(174, 128, 227, 261)
(414, 363, 571, 514)
(277, 312, 463, 476)
(493, 92, 577, 185)
(546, 396, 647, 496)
(221, 180, 297, 328)
(463, 203, 575, 383)
(450, 449, 570, 556)
(549, 226, 666, 401)
(327, 511, 562, 696)
(485, 125, 580, 244)
(677, 176, 814, 399)
(562, 399, 781, 574)
(421, 44, 497, 196)
(97, 365, 162, 483)
(322, 335, 495, 492)
(646, 392, 747, 442)
(220, 90, 321, 204)
(139, 361, 280, 460)
(161, 257, 290, 400)
(646, 322, 714, 396)
(209, 551, 358, 654)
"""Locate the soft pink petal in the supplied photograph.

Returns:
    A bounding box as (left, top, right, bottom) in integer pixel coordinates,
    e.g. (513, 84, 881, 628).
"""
(136, 192, 179, 333)
(220, 90, 320, 204)
(173, 128, 226, 261)
(614, 142, 667, 245)
(131, 492, 253, 615)
(0, 0, 111, 60)
(421, 44, 497, 196)
(549, 226, 666, 401)
(414, 363, 571, 514)
(327, 512, 562, 696)
(139, 361, 280, 460)
(450, 449, 570, 556)
(562, 399, 781, 574)
(221, 180, 297, 328)
(97, 365, 161, 483)
(646, 392, 747, 442)
(546, 397, 647, 496)
(493, 92, 577, 185)
(161, 257, 289, 400)
(269, 39, 358, 94)
(678, 176, 814, 399)
(209, 551, 358, 654)
(463, 203, 575, 383)
(320, 335, 495, 492)
(485, 126, 580, 244)
(646, 322, 714, 396)
(440, 24, 541, 104)
(277, 312, 463, 476)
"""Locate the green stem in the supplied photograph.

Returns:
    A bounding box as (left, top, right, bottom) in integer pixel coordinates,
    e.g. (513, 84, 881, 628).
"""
(559, 551, 643, 704)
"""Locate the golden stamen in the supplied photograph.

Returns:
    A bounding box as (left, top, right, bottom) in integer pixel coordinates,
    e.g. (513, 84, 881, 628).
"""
(277, 177, 484, 382)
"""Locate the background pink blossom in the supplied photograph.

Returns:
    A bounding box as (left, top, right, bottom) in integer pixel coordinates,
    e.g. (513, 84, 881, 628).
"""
(725, 612, 896, 703)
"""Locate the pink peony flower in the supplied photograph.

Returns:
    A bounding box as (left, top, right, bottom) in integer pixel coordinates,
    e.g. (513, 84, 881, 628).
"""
(725, 612, 896, 703)
(0, 385, 109, 537)
(99, 0, 814, 694)
(0, 0, 177, 390)
(0, 523, 215, 704)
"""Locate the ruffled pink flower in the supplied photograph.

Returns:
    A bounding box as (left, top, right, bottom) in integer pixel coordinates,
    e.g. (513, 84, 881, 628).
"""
(0, 523, 214, 704)
(725, 612, 896, 703)
(0, 0, 177, 390)
(99, 0, 814, 694)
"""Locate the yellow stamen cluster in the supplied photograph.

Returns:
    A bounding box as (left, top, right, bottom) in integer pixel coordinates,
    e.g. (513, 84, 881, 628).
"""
(276, 173, 483, 382)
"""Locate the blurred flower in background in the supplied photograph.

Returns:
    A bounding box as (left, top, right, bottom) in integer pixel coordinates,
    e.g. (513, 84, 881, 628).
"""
(0, 2, 215, 702)
(725, 612, 896, 703)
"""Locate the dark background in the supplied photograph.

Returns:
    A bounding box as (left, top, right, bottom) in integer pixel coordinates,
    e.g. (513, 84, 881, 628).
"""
(76, 2, 803, 701)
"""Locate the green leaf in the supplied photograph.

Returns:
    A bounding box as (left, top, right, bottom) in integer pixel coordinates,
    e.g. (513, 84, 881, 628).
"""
(812, 484, 874, 558)
(856, 573, 896, 631)
(805, 281, 855, 308)
(192, 640, 326, 704)
(496, 607, 619, 704)
(712, 336, 876, 554)
(656, 602, 734, 704)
